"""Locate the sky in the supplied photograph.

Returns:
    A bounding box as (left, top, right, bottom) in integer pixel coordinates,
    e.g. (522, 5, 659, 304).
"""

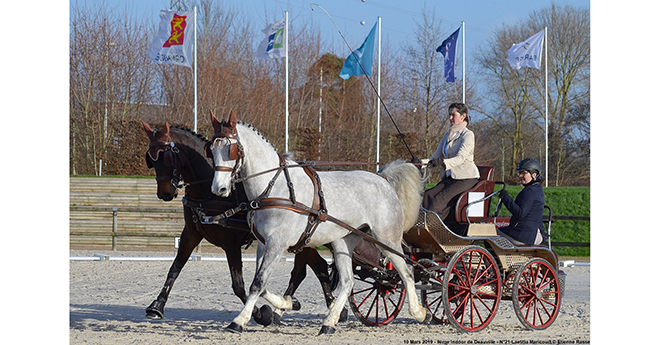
(75, 0, 591, 69)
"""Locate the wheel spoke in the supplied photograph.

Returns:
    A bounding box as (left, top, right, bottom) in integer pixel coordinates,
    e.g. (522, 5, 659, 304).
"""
(364, 290, 378, 320)
(356, 287, 376, 309)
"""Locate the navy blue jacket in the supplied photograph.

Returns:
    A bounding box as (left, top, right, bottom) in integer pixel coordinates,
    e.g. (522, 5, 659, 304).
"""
(499, 181, 545, 245)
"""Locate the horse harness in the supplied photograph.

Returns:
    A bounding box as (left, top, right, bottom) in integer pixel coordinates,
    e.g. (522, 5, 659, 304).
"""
(201, 122, 409, 258)
(200, 150, 329, 254)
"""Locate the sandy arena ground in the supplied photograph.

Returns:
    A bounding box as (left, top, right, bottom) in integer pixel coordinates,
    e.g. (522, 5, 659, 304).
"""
(69, 250, 590, 345)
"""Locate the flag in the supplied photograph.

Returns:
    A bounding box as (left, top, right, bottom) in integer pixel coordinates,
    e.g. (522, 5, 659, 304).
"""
(339, 21, 377, 80)
(256, 17, 286, 59)
(506, 30, 545, 70)
(436, 27, 460, 82)
(147, 9, 195, 68)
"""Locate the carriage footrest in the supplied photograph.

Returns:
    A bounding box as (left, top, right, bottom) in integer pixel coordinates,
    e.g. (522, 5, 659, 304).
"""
(558, 270, 567, 298)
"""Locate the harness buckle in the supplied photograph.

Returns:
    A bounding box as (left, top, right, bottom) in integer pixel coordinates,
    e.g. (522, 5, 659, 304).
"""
(223, 208, 236, 218)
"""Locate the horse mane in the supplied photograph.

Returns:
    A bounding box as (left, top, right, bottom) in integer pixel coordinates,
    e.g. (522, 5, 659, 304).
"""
(236, 120, 278, 153)
(168, 125, 209, 158)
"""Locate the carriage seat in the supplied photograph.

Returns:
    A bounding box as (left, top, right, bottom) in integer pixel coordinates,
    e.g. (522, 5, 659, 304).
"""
(454, 166, 495, 223)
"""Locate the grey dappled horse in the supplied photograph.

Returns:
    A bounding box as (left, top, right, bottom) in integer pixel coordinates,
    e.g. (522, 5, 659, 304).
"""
(207, 111, 428, 335)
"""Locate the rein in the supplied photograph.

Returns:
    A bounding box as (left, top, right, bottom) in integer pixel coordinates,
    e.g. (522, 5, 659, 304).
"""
(231, 161, 379, 184)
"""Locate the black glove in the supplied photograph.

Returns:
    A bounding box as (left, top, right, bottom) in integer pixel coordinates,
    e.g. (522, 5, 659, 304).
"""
(428, 159, 437, 168)
(499, 189, 509, 199)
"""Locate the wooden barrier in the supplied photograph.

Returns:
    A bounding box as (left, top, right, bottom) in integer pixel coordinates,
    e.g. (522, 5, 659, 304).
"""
(70, 177, 185, 249)
(70, 177, 590, 249)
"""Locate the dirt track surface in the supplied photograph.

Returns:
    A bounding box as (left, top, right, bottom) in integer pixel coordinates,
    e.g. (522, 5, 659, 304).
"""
(70, 250, 590, 344)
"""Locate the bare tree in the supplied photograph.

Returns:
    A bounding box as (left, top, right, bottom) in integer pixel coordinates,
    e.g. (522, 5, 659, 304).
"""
(396, 5, 466, 161)
(70, 1, 156, 175)
(475, 3, 589, 184)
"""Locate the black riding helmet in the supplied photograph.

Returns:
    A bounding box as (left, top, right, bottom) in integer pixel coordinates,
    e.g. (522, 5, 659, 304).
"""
(516, 158, 543, 181)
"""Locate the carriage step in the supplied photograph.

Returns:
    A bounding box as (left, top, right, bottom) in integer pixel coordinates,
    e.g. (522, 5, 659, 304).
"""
(416, 283, 442, 291)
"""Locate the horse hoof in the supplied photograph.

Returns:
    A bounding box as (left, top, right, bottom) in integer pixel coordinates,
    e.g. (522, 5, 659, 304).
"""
(291, 296, 301, 311)
(422, 308, 433, 324)
(339, 308, 348, 323)
(145, 310, 163, 320)
(272, 312, 282, 325)
(226, 322, 244, 334)
(255, 305, 273, 326)
(145, 300, 165, 319)
(318, 325, 336, 335)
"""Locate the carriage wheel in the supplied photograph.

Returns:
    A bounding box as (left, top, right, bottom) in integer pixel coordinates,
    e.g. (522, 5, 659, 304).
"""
(512, 258, 562, 330)
(349, 263, 406, 326)
(442, 246, 501, 332)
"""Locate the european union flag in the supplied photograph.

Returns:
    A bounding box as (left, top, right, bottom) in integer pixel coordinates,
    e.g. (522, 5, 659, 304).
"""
(339, 21, 378, 80)
(436, 27, 460, 82)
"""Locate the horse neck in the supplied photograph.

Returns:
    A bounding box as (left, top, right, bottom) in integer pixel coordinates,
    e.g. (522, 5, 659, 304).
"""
(168, 130, 215, 199)
(237, 125, 289, 200)
(177, 145, 215, 199)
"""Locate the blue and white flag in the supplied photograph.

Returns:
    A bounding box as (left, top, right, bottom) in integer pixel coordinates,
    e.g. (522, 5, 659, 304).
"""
(147, 9, 195, 68)
(339, 21, 377, 80)
(256, 17, 286, 59)
(506, 30, 545, 70)
(436, 27, 460, 82)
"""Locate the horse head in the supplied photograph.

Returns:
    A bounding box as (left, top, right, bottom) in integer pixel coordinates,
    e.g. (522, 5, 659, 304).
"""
(207, 110, 243, 197)
(142, 121, 180, 201)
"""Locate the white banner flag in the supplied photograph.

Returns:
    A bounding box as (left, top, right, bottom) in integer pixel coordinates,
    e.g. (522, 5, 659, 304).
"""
(256, 17, 286, 59)
(506, 30, 544, 70)
(147, 9, 195, 68)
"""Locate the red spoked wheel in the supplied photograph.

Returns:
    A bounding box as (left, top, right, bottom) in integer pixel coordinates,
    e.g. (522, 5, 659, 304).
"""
(512, 258, 562, 330)
(442, 246, 501, 332)
(349, 262, 405, 326)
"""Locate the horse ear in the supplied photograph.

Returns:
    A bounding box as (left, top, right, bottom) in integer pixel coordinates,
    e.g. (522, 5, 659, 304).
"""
(228, 110, 237, 129)
(162, 122, 171, 141)
(210, 110, 223, 134)
(142, 122, 154, 141)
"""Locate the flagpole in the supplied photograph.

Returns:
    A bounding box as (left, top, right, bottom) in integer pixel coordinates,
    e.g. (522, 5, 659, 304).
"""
(285, 11, 289, 153)
(544, 26, 548, 187)
(376, 16, 381, 171)
(462, 21, 465, 103)
(193, 6, 198, 132)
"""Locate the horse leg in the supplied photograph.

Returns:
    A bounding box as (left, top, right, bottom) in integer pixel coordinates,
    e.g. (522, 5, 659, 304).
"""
(306, 248, 348, 322)
(146, 224, 202, 319)
(227, 241, 287, 333)
(223, 234, 273, 326)
(382, 246, 429, 323)
(281, 248, 309, 311)
(270, 248, 307, 323)
(319, 236, 360, 335)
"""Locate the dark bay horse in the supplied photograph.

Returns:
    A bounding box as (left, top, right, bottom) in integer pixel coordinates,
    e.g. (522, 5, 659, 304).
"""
(141, 122, 343, 325)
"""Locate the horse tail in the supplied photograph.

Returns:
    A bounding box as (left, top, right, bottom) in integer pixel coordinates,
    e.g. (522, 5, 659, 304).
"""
(379, 159, 423, 232)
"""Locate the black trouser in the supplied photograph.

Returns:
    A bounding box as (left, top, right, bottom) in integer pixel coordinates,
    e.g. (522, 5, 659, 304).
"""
(422, 177, 479, 221)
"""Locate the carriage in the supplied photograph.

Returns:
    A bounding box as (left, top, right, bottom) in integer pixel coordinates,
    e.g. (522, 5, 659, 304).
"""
(348, 165, 566, 332)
